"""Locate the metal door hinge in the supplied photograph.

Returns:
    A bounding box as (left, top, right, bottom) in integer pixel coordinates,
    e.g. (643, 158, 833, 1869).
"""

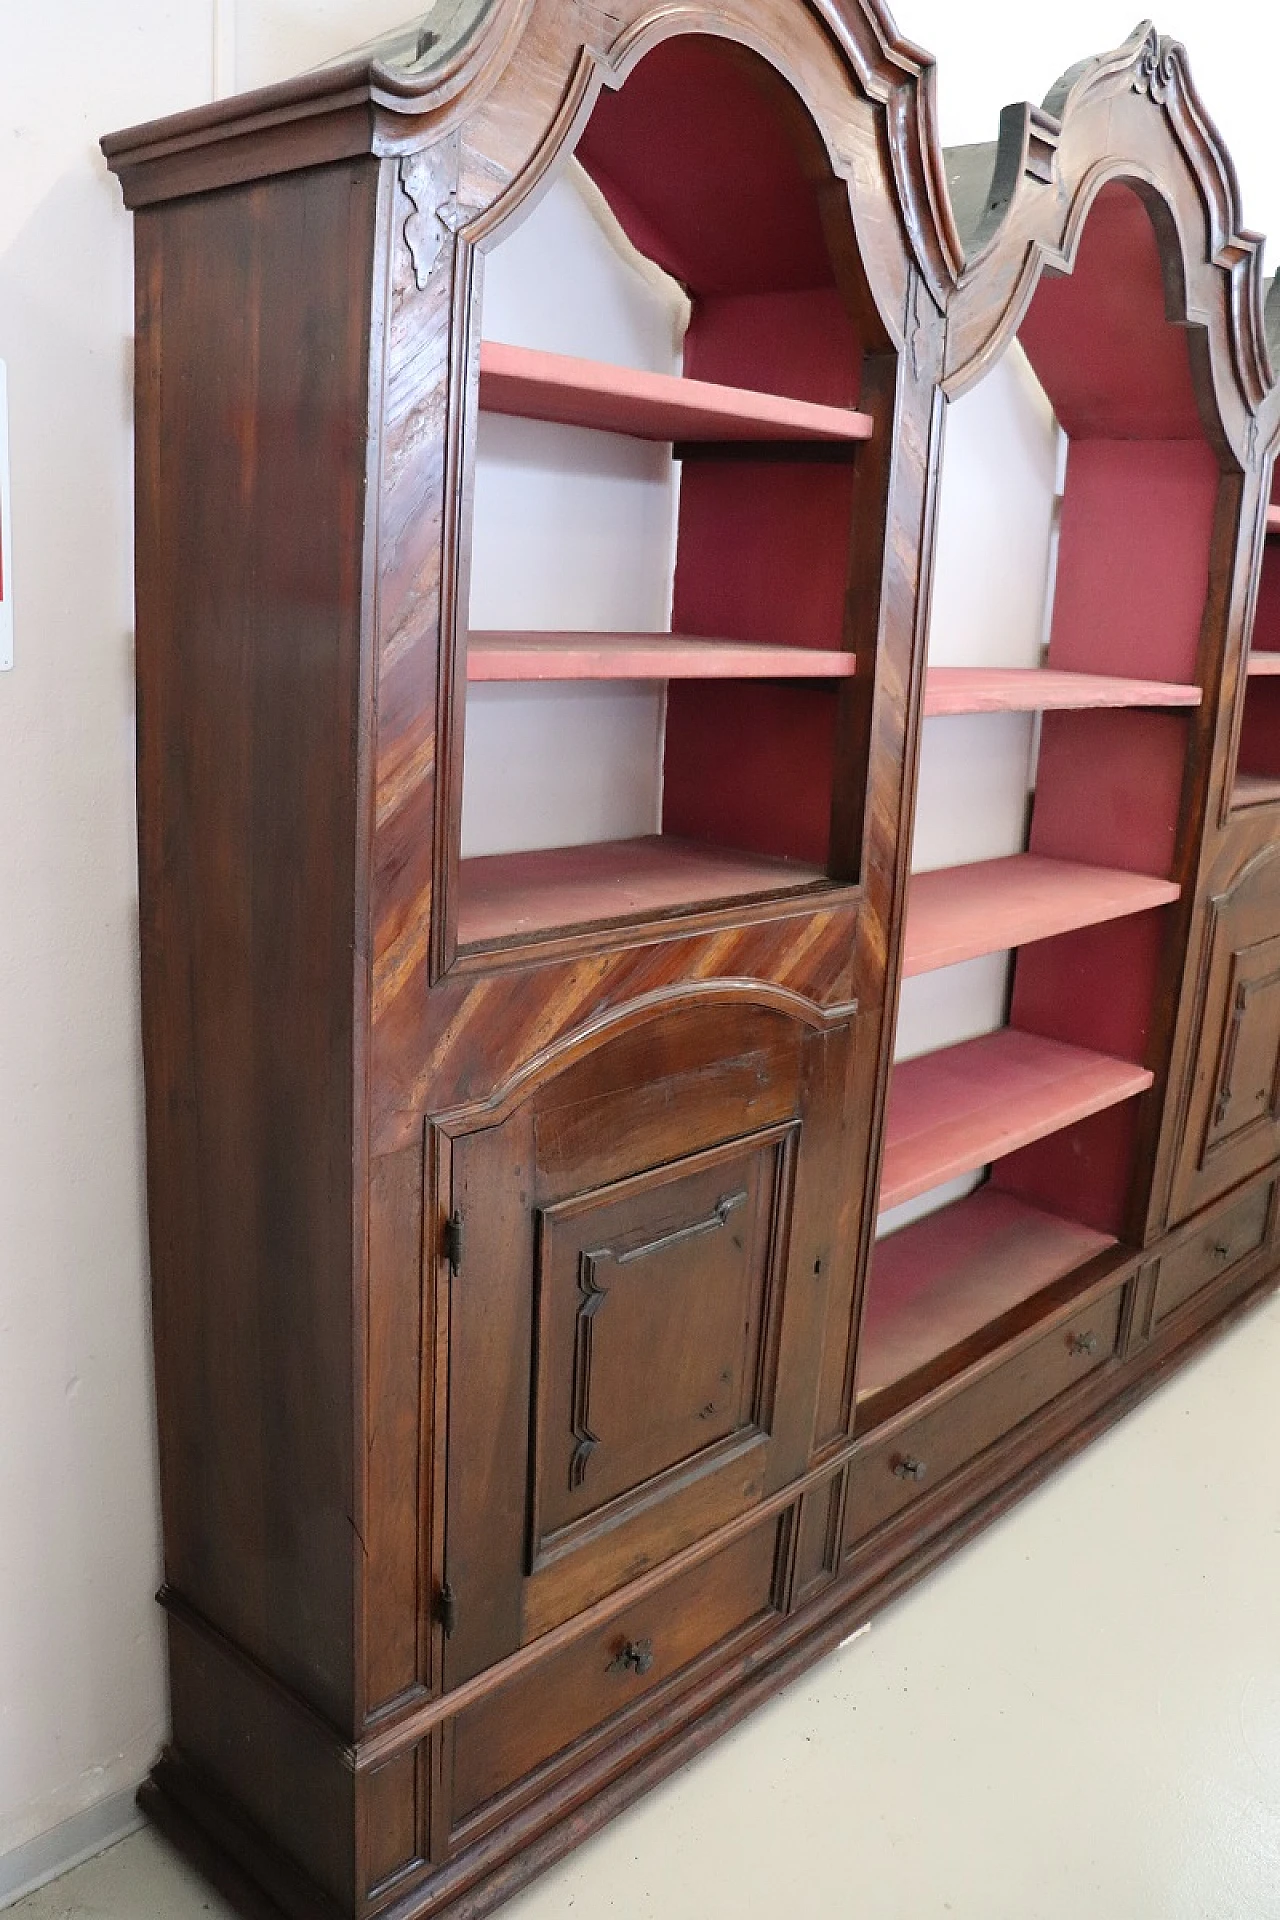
(444, 1210, 463, 1275)
(435, 1580, 457, 1638)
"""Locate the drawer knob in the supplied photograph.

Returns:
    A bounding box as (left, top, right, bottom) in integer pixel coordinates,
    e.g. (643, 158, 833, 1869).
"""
(892, 1454, 927, 1481)
(609, 1638, 654, 1677)
(1069, 1330, 1099, 1355)
(1212, 1240, 1232, 1261)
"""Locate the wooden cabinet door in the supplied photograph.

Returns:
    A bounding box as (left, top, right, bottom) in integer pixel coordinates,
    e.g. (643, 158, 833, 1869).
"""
(437, 997, 858, 1687)
(1171, 844, 1280, 1219)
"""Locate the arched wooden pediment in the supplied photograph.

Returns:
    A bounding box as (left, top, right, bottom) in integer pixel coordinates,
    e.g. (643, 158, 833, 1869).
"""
(939, 20, 1271, 457)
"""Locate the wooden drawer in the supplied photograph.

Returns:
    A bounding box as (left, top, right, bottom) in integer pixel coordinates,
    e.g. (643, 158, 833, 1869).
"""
(449, 1515, 783, 1833)
(1151, 1183, 1273, 1329)
(845, 1287, 1125, 1548)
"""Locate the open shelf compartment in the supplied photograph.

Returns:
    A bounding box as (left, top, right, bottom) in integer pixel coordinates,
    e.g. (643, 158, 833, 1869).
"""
(460, 34, 880, 948)
(855, 179, 1220, 1424)
(857, 1187, 1117, 1411)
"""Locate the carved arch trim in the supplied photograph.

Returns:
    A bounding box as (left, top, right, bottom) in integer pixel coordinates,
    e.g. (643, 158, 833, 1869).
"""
(432, 978, 857, 1136)
(941, 19, 1272, 425)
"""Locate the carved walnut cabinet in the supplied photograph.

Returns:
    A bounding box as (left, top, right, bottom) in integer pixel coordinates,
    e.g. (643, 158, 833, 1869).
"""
(102, 5, 1280, 1916)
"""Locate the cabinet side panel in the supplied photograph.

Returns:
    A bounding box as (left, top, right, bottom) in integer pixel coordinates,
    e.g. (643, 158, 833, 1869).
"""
(133, 161, 379, 1728)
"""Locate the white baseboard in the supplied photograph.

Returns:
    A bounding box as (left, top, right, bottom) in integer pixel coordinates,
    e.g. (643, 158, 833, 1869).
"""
(0, 1787, 146, 1911)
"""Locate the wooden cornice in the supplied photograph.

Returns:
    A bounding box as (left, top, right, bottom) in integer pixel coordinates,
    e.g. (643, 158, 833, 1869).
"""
(100, 0, 535, 205)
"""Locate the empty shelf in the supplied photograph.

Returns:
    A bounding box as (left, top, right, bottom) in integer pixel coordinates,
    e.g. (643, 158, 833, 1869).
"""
(903, 854, 1180, 976)
(478, 342, 874, 445)
(467, 633, 857, 682)
(1247, 652, 1280, 675)
(880, 1028, 1153, 1213)
(1234, 773, 1280, 807)
(924, 667, 1201, 715)
(457, 835, 828, 945)
(859, 1188, 1115, 1404)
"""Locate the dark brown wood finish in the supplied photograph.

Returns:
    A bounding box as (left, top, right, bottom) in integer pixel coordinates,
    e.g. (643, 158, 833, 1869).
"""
(103, 8, 1280, 1919)
(128, 159, 382, 1728)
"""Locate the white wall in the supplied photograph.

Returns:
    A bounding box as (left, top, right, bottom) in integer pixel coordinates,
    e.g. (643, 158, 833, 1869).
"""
(0, 0, 1277, 1895)
(0, 2, 213, 1883)
(907, 0, 1280, 267)
(463, 171, 683, 857)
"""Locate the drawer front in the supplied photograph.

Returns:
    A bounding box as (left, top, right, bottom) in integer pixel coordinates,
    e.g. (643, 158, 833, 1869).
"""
(1152, 1182, 1273, 1329)
(845, 1287, 1125, 1548)
(450, 1515, 783, 1831)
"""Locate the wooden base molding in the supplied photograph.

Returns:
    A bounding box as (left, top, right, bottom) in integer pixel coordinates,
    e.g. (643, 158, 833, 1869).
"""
(144, 1241, 1280, 1920)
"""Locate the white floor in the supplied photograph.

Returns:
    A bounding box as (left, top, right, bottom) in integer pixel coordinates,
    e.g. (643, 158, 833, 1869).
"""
(15, 1286, 1280, 1920)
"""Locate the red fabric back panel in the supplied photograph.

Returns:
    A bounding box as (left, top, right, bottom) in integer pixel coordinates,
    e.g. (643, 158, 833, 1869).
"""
(1028, 709, 1187, 878)
(661, 682, 836, 865)
(991, 1099, 1140, 1239)
(1001, 908, 1167, 1236)
(1048, 439, 1218, 686)
(1009, 911, 1169, 1066)
(1252, 545, 1280, 655)
(683, 289, 862, 408)
(1018, 180, 1203, 439)
(672, 454, 855, 648)
(1238, 677, 1280, 778)
(665, 435, 854, 861)
(577, 37, 837, 295)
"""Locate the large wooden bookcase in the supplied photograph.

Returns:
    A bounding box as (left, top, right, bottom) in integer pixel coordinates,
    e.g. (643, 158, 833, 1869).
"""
(102, 9, 1280, 1917)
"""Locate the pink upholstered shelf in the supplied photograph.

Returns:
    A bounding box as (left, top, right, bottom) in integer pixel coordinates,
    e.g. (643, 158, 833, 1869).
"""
(859, 1188, 1115, 1403)
(467, 633, 857, 681)
(923, 666, 1201, 715)
(1247, 651, 1280, 675)
(456, 835, 827, 945)
(879, 1028, 1153, 1213)
(478, 341, 874, 445)
(903, 854, 1179, 976)
(1266, 505, 1280, 534)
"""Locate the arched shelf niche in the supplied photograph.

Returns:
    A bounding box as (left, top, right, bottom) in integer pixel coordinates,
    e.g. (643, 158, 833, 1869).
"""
(859, 168, 1239, 1425)
(453, 27, 899, 949)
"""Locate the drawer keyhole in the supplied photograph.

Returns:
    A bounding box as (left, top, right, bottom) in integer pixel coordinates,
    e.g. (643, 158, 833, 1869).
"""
(609, 1638, 654, 1677)
(892, 1455, 926, 1481)
(1069, 1331, 1099, 1355)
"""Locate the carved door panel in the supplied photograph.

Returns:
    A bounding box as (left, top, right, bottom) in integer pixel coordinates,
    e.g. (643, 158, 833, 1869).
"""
(1172, 845, 1280, 1219)
(438, 998, 857, 1688)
